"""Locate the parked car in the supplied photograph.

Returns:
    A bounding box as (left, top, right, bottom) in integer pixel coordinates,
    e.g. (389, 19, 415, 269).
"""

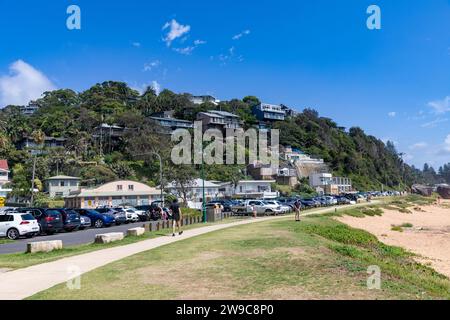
(97, 208, 127, 225)
(264, 200, 291, 213)
(335, 196, 351, 205)
(124, 207, 145, 222)
(79, 215, 91, 230)
(72, 209, 115, 228)
(300, 198, 317, 208)
(232, 200, 283, 216)
(112, 207, 140, 223)
(16, 208, 64, 235)
(0, 212, 40, 240)
(53, 209, 81, 232)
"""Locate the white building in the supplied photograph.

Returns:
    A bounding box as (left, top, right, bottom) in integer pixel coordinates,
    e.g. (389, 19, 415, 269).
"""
(189, 95, 220, 106)
(0, 160, 11, 199)
(216, 180, 278, 199)
(64, 180, 161, 208)
(309, 173, 352, 195)
(45, 175, 81, 198)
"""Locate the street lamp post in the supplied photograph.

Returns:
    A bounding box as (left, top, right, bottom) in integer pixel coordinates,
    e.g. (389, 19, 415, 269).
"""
(201, 148, 206, 223)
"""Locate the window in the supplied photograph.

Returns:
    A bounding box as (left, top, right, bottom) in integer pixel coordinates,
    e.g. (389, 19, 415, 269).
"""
(55, 192, 63, 197)
(117, 185, 123, 191)
(60, 181, 65, 187)
(128, 185, 134, 191)
(0, 215, 13, 222)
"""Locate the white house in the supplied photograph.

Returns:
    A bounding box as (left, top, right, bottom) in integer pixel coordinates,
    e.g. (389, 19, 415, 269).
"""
(309, 173, 352, 195)
(216, 180, 278, 199)
(45, 175, 81, 198)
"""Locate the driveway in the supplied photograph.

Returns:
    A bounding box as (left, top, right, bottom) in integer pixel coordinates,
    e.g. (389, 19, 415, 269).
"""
(0, 222, 147, 254)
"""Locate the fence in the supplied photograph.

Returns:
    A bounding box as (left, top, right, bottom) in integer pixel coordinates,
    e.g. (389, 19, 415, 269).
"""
(142, 211, 234, 232)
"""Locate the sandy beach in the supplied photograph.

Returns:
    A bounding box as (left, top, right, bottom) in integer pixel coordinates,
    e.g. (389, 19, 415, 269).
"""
(337, 201, 450, 278)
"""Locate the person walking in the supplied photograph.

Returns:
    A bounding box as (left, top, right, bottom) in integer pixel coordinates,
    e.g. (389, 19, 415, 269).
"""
(252, 203, 257, 219)
(294, 200, 302, 222)
(170, 199, 183, 237)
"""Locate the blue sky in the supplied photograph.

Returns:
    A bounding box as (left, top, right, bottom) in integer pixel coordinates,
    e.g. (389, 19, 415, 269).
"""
(0, 0, 449, 168)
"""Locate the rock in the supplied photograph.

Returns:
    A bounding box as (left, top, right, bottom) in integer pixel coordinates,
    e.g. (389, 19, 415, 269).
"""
(94, 232, 124, 244)
(127, 227, 145, 237)
(27, 240, 63, 253)
(437, 185, 450, 199)
(411, 184, 433, 197)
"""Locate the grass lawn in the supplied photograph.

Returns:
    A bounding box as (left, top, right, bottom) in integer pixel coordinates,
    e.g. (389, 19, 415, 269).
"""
(29, 213, 450, 300)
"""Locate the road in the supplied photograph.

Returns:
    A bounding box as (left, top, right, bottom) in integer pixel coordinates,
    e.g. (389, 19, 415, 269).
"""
(0, 221, 147, 254)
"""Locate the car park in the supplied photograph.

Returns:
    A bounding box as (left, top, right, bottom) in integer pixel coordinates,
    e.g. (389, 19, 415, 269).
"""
(72, 209, 115, 228)
(0, 212, 40, 240)
(207, 200, 233, 212)
(16, 208, 64, 235)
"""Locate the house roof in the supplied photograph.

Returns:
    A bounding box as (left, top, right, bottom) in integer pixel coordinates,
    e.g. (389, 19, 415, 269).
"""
(208, 110, 240, 118)
(46, 175, 81, 181)
(0, 160, 8, 171)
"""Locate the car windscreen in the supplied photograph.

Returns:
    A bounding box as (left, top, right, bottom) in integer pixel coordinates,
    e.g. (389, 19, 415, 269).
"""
(21, 214, 35, 221)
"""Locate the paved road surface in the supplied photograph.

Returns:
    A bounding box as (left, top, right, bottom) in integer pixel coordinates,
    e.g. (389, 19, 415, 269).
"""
(0, 222, 147, 254)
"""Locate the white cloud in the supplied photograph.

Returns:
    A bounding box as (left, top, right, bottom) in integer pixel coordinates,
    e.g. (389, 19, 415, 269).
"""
(194, 39, 207, 45)
(409, 142, 427, 150)
(162, 19, 191, 46)
(173, 46, 195, 55)
(131, 81, 162, 95)
(388, 111, 396, 117)
(151, 80, 161, 95)
(0, 60, 56, 108)
(436, 134, 450, 155)
(427, 96, 450, 114)
(232, 29, 251, 40)
(143, 60, 161, 72)
(132, 42, 141, 48)
(421, 118, 448, 128)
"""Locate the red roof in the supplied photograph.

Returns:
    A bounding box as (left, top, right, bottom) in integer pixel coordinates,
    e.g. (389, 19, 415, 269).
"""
(0, 160, 8, 171)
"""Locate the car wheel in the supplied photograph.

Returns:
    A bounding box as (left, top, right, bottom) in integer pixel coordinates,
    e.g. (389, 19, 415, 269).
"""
(94, 219, 104, 228)
(7, 228, 20, 240)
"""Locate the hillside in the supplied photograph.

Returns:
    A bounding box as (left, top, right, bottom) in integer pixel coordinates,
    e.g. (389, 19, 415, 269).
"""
(0, 81, 448, 199)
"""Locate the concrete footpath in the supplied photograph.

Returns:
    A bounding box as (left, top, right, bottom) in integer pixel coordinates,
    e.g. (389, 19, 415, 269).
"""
(0, 203, 371, 300)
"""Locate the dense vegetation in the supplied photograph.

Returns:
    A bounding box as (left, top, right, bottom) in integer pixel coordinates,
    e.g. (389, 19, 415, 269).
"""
(0, 81, 448, 202)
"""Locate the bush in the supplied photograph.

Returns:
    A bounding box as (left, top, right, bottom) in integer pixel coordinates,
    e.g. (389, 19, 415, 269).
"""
(303, 223, 378, 246)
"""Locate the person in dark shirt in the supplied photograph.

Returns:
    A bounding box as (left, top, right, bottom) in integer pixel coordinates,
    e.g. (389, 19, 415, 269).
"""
(169, 199, 183, 237)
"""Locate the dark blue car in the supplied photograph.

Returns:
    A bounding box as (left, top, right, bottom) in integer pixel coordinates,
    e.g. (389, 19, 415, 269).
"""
(73, 209, 115, 228)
